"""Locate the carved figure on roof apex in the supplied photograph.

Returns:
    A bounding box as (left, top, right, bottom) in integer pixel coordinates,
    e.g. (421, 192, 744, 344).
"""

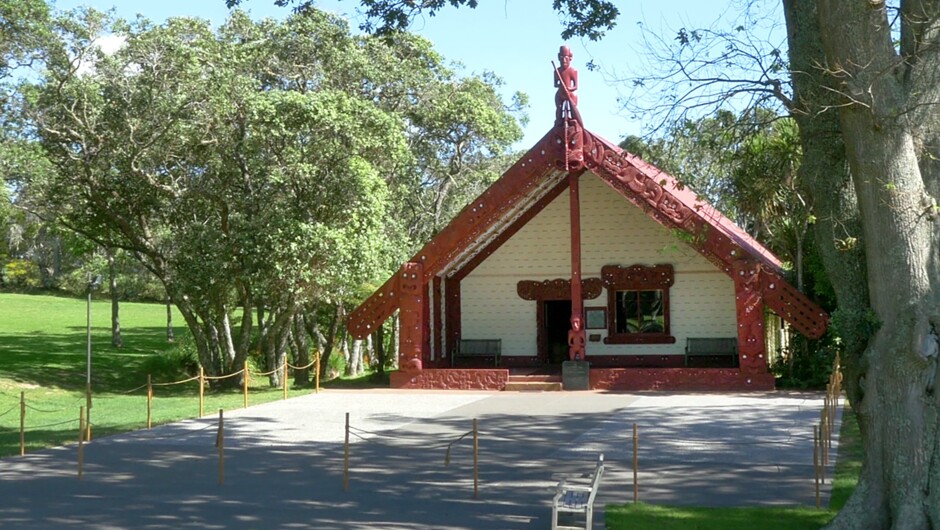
(554, 45, 580, 124)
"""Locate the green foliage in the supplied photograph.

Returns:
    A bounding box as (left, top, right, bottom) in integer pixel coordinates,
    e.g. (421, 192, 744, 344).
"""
(139, 339, 200, 382)
(229, 0, 619, 41)
(12, 7, 523, 375)
(605, 503, 833, 530)
(2, 258, 39, 288)
(0, 293, 315, 456)
(771, 337, 836, 389)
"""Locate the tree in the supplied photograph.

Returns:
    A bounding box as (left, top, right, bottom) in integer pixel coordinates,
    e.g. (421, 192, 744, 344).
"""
(226, 0, 619, 41)
(12, 6, 522, 386)
(785, 2, 940, 527)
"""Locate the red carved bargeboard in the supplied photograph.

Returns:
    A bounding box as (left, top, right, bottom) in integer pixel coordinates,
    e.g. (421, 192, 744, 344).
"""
(390, 369, 509, 390)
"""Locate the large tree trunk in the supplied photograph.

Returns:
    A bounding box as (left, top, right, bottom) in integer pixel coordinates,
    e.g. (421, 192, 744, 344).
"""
(319, 302, 343, 379)
(165, 296, 175, 343)
(107, 249, 122, 348)
(291, 312, 310, 386)
(785, 1, 940, 527)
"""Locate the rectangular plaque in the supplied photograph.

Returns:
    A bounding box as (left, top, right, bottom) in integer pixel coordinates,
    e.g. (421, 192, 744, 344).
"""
(562, 360, 591, 391)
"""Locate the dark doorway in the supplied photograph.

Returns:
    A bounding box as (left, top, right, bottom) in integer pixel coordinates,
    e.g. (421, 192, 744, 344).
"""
(542, 299, 572, 365)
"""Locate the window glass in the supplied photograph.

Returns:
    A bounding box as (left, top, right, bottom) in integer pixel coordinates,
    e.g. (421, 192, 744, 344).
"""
(615, 289, 664, 334)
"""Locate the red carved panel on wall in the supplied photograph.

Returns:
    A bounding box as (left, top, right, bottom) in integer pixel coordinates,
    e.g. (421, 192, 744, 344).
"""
(732, 260, 767, 375)
(600, 264, 674, 289)
(390, 369, 509, 390)
(517, 277, 603, 301)
(590, 368, 775, 391)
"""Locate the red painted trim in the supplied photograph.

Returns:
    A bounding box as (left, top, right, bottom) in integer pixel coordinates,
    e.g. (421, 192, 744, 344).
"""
(388, 367, 775, 391)
(586, 355, 684, 368)
(432, 275, 443, 367)
(568, 172, 585, 361)
(444, 276, 461, 362)
(590, 368, 775, 391)
(536, 299, 547, 364)
(390, 369, 509, 390)
(603, 333, 677, 345)
(517, 278, 602, 301)
(601, 264, 675, 344)
(422, 281, 431, 366)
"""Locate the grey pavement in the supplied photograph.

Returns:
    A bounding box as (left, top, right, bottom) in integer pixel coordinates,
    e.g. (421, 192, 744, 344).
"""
(0, 389, 841, 529)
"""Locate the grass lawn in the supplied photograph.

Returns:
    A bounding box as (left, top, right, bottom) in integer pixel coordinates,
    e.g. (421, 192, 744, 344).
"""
(0, 292, 318, 457)
(605, 406, 862, 529)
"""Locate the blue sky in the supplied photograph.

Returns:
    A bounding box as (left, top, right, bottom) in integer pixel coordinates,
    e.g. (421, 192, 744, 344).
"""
(51, 0, 764, 148)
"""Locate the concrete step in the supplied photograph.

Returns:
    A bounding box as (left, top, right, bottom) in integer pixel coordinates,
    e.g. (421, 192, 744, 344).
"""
(503, 381, 563, 392)
(507, 374, 562, 383)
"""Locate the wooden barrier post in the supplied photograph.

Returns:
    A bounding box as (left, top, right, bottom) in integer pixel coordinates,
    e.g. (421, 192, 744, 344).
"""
(243, 361, 249, 409)
(199, 366, 205, 417)
(315, 352, 321, 393)
(343, 412, 350, 491)
(282, 361, 288, 400)
(78, 406, 85, 479)
(216, 409, 224, 485)
(473, 418, 479, 499)
(633, 423, 639, 503)
(147, 374, 153, 429)
(19, 391, 25, 456)
(819, 409, 828, 467)
(814, 425, 820, 508)
(85, 384, 92, 441)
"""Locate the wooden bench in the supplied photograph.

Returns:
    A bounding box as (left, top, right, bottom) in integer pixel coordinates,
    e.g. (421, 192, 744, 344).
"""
(551, 454, 604, 530)
(685, 337, 738, 368)
(451, 339, 501, 367)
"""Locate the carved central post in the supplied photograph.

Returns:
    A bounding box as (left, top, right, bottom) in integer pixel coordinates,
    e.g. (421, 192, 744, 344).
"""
(568, 172, 585, 360)
(398, 262, 424, 372)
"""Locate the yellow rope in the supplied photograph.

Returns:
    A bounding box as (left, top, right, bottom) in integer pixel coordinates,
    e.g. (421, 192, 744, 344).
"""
(203, 370, 245, 381)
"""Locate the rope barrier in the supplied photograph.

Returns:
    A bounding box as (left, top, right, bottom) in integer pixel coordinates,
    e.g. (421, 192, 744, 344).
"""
(347, 425, 387, 438)
(444, 429, 475, 466)
(253, 366, 281, 377)
(348, 429, 368, 442)
(30, 418, 80, 429)
(120, 383, 150, 394)
(203, 370, 244, 381)
(25, 403, 71, 414)
(151, 374, 201, 386)
(0, 405, 18, 419)
(287, 360, 316, 370)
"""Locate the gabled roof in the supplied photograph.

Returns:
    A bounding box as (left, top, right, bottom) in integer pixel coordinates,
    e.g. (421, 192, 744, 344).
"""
(348, 121, 828, 340)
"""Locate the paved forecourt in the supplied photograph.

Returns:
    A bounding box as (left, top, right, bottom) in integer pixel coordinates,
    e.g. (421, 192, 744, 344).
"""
(0, 389, 841, 529)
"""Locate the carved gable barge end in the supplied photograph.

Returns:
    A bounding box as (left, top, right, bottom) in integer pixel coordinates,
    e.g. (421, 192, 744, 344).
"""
(419, 130, 566, 283)
(761, 269, 828, 339)
(348, 273, 398, 339)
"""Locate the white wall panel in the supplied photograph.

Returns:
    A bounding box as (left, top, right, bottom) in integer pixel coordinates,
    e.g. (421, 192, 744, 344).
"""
(462, 174, 738, 357)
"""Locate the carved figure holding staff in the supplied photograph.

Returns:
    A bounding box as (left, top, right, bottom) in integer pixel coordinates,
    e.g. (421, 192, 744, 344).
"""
(553, 45, 580, 124)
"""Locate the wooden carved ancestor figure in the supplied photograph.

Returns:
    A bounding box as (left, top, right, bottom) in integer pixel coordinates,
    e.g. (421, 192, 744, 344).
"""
(554, 45, 580, 124)
(568, 316, 586, 361)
